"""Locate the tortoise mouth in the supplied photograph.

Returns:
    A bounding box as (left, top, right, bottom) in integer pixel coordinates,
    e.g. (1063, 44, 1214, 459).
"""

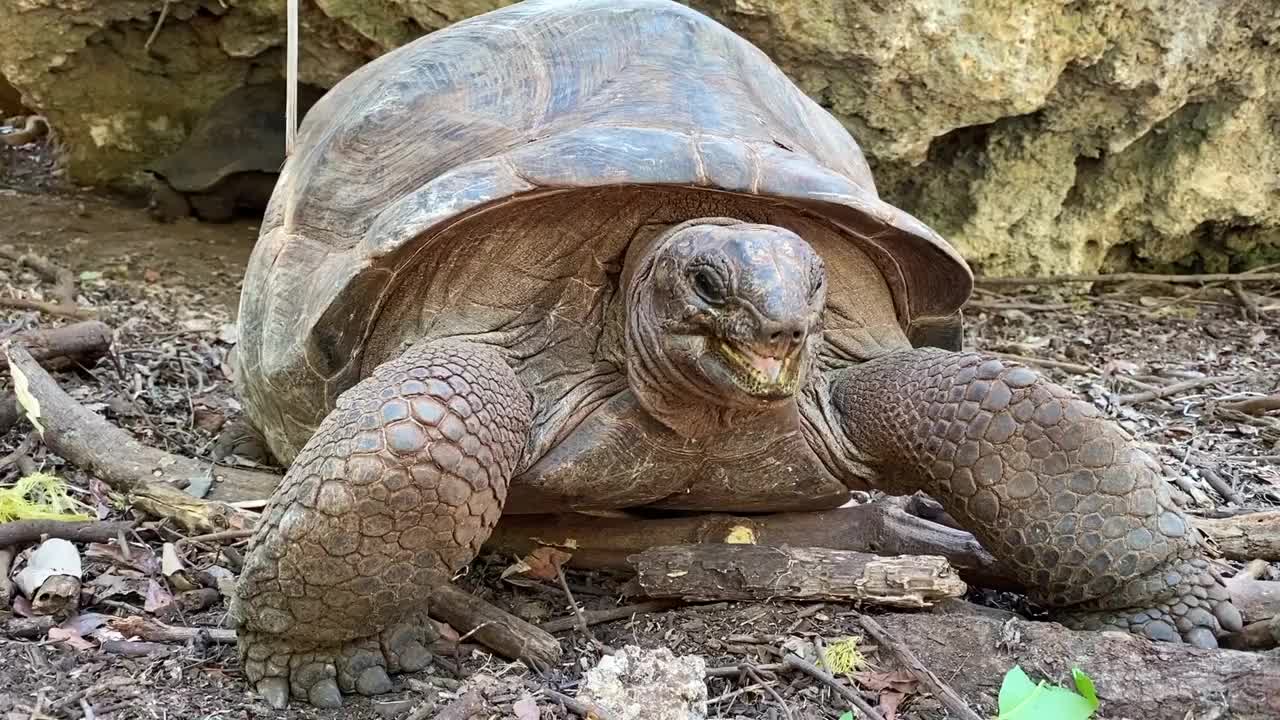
(711, 338, 803, 399)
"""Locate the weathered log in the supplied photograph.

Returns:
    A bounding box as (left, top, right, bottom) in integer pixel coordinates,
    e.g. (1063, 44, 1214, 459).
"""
(490, 504, 1280, 620)
(1194, 510, 1280, 562)
(869, 610, 1280, 720)
(628, 544, 966, 607)
(2, 342, 276, 532)
(4, 321, 112, 374)
(491, 500, 1014, 590)
(428, 582, 562, 670)
(1224, 615, 1280, 650)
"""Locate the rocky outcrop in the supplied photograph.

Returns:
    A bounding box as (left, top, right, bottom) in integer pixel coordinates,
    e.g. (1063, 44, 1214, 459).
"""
(1, 0, 1277, 275)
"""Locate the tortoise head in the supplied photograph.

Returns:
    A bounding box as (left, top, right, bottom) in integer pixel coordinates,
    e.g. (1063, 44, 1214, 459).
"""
(625, 218, 827, 420)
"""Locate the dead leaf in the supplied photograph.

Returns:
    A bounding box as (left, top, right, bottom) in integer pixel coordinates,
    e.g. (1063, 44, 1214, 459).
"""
(143, 269, 161, 283)
(161, 543, 184, 577)
(48, 625, 95, 651)
(852, 669, 919, 693)
(878, 689, 907, 720)
(512, 694, 540, 720)
(15, 538, 82, 598)
(87, 541, 160, 575)
(502, 546, 573, 582)
(143, 578, 175, 615)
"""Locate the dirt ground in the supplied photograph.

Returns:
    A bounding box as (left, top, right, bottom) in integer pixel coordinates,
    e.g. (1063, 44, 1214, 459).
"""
(1, 136, 1278, 720)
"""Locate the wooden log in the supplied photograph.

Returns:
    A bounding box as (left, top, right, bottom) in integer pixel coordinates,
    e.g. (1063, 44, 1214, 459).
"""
(491, 500, 1015, 590)
(5, 321, 112, 374)
(428, 582, 562, 670)
(491, 503, 1280, 621)
(1194, 510, 1280, 562)
(2, 342, 279, 531)
(628, 544, 966, 607)
(869, 611, 1280, 720)
(1224, 615, 1280, 650)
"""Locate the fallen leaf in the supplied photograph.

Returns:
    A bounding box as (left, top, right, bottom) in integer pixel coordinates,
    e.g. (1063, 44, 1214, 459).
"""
(853, 670, 918, 694)
(144, 579, 175, 615)
(48, 625, 95, 651)
(512, 694, 540, 720)
(878, 689, 907, 720)
(143, 269, 161, 283)
(161, 543, 184, 577)
(502, 546, 573, 582)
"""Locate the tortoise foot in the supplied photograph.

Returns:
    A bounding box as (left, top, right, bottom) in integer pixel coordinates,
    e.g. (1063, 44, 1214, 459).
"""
(1058, 557, 1243, 648)
(240, 614, 437, 708)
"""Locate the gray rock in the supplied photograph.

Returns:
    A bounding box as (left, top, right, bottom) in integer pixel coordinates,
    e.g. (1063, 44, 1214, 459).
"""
(579, 646, 708, 720)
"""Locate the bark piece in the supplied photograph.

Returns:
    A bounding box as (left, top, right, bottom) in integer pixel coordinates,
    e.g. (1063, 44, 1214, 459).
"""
(428, 582, 563, 669)
(1195, 510, 1280, 562)
(0, 519, 135, 548)
(3, 321, 111, 374)
(628, 544, 966, 607)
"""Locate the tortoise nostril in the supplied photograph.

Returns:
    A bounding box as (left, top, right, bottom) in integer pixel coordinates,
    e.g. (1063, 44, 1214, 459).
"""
(769, 331, 783, 342)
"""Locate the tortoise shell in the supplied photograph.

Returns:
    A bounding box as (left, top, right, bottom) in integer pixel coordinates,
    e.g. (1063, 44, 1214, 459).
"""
(234, 0, 972, 464)
(148, 82, 327, 193)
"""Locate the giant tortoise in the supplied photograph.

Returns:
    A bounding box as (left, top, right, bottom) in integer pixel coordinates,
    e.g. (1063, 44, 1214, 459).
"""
(229, 0, 1243, 707)
(146, 82, 326, 222)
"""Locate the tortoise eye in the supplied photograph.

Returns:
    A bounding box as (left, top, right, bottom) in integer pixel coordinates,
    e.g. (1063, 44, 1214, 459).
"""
(690, 267, 726, 304)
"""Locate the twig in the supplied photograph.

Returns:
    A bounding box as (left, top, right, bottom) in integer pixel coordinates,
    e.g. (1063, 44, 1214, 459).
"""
(111, 615, 236, 644)
(744, 664, 794, 720)
(144, 1, 171, 54)
(1231, 282, 1263, 320)
(544, 688, 617, 720)
(175, 529, 255, 547)
(976, 267, 1280, 286)
(1220, 393, 1280, 415)
(48, 677, 132, 714)
(781, 654, 886, 720)
(985, 351, 1096, 375)
(1191, 462, 1244, 506)
(540, 599, 683, 633)
(0, 246, 77, 308)
(0, 296, 93, 320)
(555, 564, 609, 652)
(858, 616, 984, 720)
(0, 519, 136, 548)
(1225, 455, 1280, 464)
(1114, 375, 1236, 405)
(965, 300, 1076, 312)
(707, 662, 785, 678)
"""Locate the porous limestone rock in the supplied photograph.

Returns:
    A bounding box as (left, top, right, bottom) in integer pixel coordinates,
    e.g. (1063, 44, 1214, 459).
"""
(1, 0, 1276, 275)
(579, 646, 708, 720)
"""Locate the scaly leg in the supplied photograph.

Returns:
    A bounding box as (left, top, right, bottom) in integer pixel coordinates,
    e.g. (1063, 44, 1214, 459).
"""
(230, 341, 532, 707)
(811, 349, 1243, 646)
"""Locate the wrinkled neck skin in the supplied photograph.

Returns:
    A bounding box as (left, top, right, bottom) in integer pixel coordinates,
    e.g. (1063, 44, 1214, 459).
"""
(622, 221, 817, 439)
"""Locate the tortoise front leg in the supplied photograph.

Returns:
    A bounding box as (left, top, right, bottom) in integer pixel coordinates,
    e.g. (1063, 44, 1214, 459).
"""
(810, 349, 1243, 647)
(230, 340, 534, 707)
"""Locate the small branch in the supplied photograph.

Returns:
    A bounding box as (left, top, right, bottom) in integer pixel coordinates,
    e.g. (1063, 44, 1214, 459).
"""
(540, 599, 683, 634)
(1193, 511, 1280, 563)
(1220, 393, 1280, 415)
(1231, 281, 1263, 320)
(1114, 375, 1237, 405)
(0, 519, 136, 548)
(111, 615, 235, 644)
(744, 664, 793, 720)
(3, 321, 113, 376)
(555, 564, 608, 652)
(428, 582, 562, 669)
(0, 296, 93, 320)
(781, 654, 886, 720)
(858, 616, 984, 720)
(543, 688, 617, 720)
